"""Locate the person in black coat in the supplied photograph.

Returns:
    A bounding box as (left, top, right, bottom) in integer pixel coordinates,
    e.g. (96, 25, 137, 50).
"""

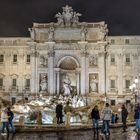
(121, 104, 128, 132)
(91, 105, 100, 135)
(56, 102, 63, 124)
(7, 107, 15, 133)
(134, 103, 140, 132)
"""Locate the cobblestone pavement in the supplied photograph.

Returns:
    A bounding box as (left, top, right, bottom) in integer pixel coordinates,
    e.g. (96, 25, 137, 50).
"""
(0, 127, 139, 140)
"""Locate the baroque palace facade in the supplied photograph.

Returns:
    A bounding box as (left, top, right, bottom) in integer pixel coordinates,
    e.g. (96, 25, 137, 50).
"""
(0, 5, 139, 105)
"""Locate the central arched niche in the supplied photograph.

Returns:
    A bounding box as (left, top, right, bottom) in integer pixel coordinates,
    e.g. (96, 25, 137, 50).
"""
(57, 56, 80, 95)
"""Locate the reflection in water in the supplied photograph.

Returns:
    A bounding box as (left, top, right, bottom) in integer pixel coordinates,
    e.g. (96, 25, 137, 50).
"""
(1, 133, 15, 140)
(1, 129, 139, 140)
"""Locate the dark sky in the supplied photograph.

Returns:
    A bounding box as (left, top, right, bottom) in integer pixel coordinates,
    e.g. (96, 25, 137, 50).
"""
(0, 0, 140, 37)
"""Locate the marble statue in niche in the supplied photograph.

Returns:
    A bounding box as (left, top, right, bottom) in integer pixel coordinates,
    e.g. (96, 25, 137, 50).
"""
(40, 74, 48, 92)
(63, 74, 72, 96)
(89, 74, 98, 93)
(39, 55, 48, 67)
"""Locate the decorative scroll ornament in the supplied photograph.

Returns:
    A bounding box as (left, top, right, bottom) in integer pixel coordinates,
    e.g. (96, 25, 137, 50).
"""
(55, 5, 81, 26)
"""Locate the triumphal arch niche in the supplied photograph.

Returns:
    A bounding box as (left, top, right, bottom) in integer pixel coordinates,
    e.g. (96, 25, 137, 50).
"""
(28, 5, 108, 97)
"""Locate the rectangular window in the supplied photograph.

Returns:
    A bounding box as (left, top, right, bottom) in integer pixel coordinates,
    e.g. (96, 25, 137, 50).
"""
(110, 54, 115, 65)
(111, 39, 115, 44)
(125, 54, 130, 65)
(111, 100, 116, 106)
(0, 78, 3, 86)
(11, 97, 16, 105)
(0, 55, 4, 63)
(26, 79, 30, 87)
(13, 54, 17, 63)
(12, 79, 16, 86)
(125, 80, 130, 89)
(125, 39, 129, 44)
(126, 100, 131, 104)
(26, 55, 30, 63)
(111, 80, 115, 88)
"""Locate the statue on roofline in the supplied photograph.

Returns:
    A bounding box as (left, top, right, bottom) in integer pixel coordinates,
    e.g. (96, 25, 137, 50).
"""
(55, 5, 81, 26)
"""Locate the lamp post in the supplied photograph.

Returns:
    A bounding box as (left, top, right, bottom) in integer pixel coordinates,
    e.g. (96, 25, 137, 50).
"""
(129, 77, 139, 104)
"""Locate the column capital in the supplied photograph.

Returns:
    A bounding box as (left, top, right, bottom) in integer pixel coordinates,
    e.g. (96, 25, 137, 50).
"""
(117, 53, 123, 59)
(132, 53, 138, 59)
(30, 51, 39, 57)
(48, 50, 55, 57)
(80, 51, 89, 57)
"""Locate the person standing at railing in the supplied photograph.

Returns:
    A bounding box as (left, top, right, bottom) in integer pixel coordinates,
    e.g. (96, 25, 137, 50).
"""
(134, 103, 140, 132)
(7, 107, 15, 133)
(102, 103, 112, 136)
(1, 108, 9, 135)
(64, 101, 73, 127)
(91, 105, 100, 136)
(121, 104, 128, 132)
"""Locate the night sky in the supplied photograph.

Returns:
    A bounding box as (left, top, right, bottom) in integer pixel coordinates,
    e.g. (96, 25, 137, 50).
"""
(0, 0, 140, 37)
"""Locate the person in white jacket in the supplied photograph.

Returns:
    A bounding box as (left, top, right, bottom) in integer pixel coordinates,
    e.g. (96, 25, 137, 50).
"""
(1, 108, 9, 135)
(102, 103, 112, 135)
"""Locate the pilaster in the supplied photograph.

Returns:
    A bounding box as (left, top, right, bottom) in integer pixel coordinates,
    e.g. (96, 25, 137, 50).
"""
(78, 41, 88, 95)
(47, 42, 55, 95)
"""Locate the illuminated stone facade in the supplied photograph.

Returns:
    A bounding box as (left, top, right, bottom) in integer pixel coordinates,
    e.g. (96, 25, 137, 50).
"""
(0, 6, 139, 105)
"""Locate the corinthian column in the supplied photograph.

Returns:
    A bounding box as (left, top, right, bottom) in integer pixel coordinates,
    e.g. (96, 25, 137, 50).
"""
(29, 42, 38, 96)
(78, 41, 88, 95)
(76, 68, 80, 95)
(47, 42, 55, 95)
(98, 52, 106, 94)
(117, 53, 123, 95)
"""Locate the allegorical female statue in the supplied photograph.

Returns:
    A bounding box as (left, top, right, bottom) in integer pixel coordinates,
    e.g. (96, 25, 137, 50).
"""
(90, 76, 98, 92)
(63, 75, 72, 96)
(40, 75, 48, 91)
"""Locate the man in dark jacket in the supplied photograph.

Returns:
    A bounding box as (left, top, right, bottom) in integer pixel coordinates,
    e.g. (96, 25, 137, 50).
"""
(7, 107, 15, 133)
(91, 105, 100, 135)
(121, 104, 128, 132)
(56, 102, 63, 124)
(134, 103, 140, 132)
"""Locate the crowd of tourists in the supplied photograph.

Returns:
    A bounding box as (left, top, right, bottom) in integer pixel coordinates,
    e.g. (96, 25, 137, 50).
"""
(91, 102, 140, 136)
(1, 101, 140, 137)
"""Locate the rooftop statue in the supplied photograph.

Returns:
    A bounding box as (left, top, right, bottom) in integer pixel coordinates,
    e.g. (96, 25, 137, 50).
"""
(55, 5, 81, 26)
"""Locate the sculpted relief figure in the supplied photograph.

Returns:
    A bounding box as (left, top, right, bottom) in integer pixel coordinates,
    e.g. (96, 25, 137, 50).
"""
(39, 56, 45, 66)
(55, 12, 64, 26)
(80, 27, 87, 41)
(48, 27, 54, 42)
(72, 12, 81, 25)
(39, 55, 48, 67)
(28, 28, 35, 40)
(89, 55, 98, 67)
(55, 5, 81, 26)
(62, 5, 73, 26)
